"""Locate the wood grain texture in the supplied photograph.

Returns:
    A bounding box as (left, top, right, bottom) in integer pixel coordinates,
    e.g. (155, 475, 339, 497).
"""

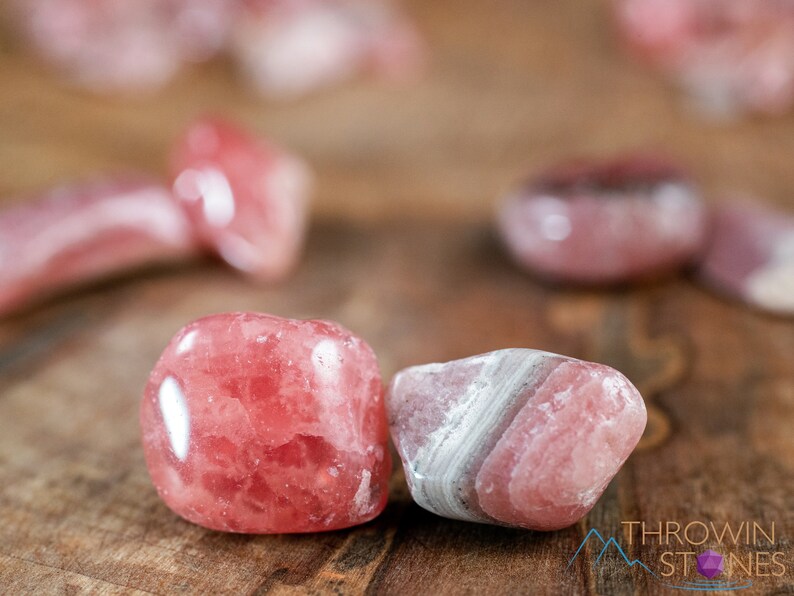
(0, 1, 793, 595)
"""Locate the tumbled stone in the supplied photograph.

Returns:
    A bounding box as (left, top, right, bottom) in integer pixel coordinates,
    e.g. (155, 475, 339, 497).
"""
(0, 175, 198, 316)
(170, 116, 312, 281)
(614, 0, 794, 116)
(498, 155, 708, 284)
(386, 349, 647, 531)
(697, 202, 794, 316)
(140, 312, 390, 533)
(10, 0, 236, 93)
(0, 117, 311, 315)
(230, 0, 423, 98)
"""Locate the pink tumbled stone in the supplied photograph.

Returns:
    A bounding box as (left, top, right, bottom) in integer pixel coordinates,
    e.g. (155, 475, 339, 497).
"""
(10, 0, 237, 93)
(170, 117, 312, 281)
(498, 155, 708, 284)
(230, 0, 424, 98)
(614, 0, 794, 116)
(386, 349, 647, 531)
(697, 202, 794, 316)
(140, 312, 391, 533)
(0, 175, 198, 316)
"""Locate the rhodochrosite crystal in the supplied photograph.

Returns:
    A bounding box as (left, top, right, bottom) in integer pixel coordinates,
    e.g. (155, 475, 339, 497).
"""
(140, 312, 390, 533)
(697, 203, 794, 315)
(231, 0, 423, 98)
(170, 117, 312, 281)
(498, 155, 708, 284)
(386, 349, 647, 531)
(10, 0, 236, 93)
(0, 176, 198, 316)
(614, 0, 794, 116)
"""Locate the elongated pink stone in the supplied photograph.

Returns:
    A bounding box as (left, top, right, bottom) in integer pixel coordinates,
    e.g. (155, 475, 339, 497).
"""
(498, 155, 708, 284)
(230, 0, 423, 98)
(0, 175, 198, 315)
(386, 349, 647, 531)
(140, 312, 390, 533)
(170, 117, 312, 281)
(697, 202, 794, 315)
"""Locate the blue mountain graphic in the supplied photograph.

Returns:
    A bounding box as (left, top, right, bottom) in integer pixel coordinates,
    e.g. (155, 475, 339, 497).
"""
(568, 528, 658, 577)
(567, 529, 753, 592)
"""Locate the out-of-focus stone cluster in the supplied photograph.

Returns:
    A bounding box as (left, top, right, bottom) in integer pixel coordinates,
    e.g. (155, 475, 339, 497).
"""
(8, 0, 424, 97)
(614, 0, 794, 117)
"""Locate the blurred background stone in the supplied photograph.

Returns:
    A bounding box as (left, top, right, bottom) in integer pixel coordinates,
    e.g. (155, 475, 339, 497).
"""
(613, 0, 794, 118)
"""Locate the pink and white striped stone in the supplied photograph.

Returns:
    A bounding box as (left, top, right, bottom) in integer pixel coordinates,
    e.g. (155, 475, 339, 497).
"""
(386, 349, 647, 531)
(0, 175, 198, 315)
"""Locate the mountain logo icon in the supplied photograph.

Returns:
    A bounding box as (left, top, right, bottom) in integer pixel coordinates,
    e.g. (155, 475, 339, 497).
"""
(567, 528, 753, 592)
(568, 529, 659, 576)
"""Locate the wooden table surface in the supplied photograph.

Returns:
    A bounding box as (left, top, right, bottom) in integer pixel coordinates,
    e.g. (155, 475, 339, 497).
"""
(1, 1, 793, 594)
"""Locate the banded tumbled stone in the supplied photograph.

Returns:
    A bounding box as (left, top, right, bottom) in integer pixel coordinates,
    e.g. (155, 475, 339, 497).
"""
(386, 349, 647, 531)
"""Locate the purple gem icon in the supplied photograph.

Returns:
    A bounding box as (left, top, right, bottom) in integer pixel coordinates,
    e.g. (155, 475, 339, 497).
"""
(697, 550, 724, 579)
